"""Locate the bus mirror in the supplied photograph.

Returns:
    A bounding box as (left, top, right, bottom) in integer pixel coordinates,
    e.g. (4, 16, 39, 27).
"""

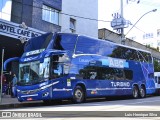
(4, 57, 19, 70)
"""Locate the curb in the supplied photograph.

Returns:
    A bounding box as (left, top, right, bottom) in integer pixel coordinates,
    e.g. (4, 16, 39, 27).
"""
(0, 102, 43, 109)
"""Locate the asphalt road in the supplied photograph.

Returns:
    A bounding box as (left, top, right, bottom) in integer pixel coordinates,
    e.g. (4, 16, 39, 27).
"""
(1, 96, 160, 120)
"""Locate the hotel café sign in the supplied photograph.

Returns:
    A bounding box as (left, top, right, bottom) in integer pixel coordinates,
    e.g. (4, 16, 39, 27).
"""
(0, 19, 45, 41)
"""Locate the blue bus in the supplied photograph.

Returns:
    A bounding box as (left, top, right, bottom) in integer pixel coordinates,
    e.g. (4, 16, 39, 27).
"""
(4, 32, 155, 103)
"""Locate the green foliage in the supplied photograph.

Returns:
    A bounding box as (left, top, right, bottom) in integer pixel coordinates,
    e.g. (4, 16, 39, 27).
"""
(146, 45, 159, 52)
(154, 60, 160, 72)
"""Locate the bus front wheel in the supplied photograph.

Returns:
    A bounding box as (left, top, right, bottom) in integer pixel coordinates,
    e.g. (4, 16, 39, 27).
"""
(139, 86, 146, 98)
(132, 86, 139, 98)
(72, 86, 85, 103)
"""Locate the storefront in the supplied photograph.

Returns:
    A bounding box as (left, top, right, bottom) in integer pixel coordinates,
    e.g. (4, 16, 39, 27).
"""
(0, 19, 45, 72)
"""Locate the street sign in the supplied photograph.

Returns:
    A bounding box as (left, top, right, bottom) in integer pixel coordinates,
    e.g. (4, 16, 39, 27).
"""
(111, 18, 129, 30)
(0, 19, 45, 41)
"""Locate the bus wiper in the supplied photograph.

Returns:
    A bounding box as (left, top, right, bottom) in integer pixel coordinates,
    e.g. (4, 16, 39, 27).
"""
(17, 80, 26, 85)
(36, 78, 47, 83)
(17, 80, 32, 86)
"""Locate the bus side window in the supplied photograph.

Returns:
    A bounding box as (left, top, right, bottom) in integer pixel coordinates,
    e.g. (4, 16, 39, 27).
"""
(147, 53, 152, 63)
(158, 77, 160, 84)
(89, 72, 97, 80)
(138, 51, 149, 63)
(155, 76, 157, 83)
(124, 70, 133, 80)
(114, 69, 124, 80)
(51, 62, 63, 78)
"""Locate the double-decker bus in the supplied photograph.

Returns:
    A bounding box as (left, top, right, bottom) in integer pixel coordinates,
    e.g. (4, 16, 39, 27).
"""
(4, 32, 156, 103)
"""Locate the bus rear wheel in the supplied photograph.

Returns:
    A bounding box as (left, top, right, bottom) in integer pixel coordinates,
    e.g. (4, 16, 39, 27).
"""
(139, 86, 146, 98)
(132, 86, 139, 98)
(72, 86, 85, 103)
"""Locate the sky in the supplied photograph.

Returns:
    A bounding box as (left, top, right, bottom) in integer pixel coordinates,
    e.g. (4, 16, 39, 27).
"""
(98, 0, 160, 46)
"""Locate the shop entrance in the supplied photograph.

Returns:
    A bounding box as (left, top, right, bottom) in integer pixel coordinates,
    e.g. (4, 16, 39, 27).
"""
(0, 35, 24, 72)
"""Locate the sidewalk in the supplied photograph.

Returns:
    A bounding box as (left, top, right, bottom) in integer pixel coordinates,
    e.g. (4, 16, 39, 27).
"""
(1, 95, 19, 104)
(0, 95, 43, 109)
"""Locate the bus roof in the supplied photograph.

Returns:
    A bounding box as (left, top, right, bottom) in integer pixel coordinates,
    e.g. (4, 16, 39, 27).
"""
(33, 32, 151, 55)
(77, 34, 151, 54)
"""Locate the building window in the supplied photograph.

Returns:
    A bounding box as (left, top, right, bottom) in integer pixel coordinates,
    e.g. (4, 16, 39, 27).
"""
(70, 18, 76, 33)
(143, 33, 153, 39)
(42, 4, 60, 25)
(0, 0, 12, 21)
(157, 29, 160, 37)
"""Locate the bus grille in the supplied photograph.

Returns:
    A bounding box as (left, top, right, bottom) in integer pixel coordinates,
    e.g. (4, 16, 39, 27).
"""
(21, 89, 39, 94)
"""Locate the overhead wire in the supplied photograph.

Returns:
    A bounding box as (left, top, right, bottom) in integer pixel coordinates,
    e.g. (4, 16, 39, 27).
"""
(0, 0, 159, 42)
(124, 0, 160, 41)
(10, 0, 111, 23)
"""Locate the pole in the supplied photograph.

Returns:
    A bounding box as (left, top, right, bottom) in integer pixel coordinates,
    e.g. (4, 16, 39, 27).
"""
(0, 48, 4, 104)
(121, 0, 125, 44)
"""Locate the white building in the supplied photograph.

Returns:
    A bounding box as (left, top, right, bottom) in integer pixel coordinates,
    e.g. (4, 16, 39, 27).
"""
(0, 0, 12, 21)
(61, 0, 98, 38)
(133, 29, 160, 49)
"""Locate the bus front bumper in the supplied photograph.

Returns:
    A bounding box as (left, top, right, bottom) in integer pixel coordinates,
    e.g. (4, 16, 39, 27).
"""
(17, 88, 51, 102)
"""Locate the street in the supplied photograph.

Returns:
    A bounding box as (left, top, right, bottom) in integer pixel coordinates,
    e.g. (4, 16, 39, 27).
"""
(7, 96, 160, 111)
(1, 96, 160, 119)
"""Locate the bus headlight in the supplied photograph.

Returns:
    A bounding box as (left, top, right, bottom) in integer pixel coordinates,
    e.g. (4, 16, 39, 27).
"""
(17, 89, 20, 92)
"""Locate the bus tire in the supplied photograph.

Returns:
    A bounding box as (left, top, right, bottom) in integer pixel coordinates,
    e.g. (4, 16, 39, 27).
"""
(132, 86, 139, 98)
(139, 86, 146, 98)
(72, 86, 85, 103)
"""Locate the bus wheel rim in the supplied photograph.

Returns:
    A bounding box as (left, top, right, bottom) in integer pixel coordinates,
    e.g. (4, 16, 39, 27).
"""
(133, 88, 138, 98)
(140, 88, 145, 97)
(75, 89, 82, 101)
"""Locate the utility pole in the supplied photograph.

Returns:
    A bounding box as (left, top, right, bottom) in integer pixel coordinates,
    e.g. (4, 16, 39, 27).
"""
(0, 48, 4, 104)
(111, 0, 141, 44)
(111, 0, 129, 44)
(120, 0, 125, 44)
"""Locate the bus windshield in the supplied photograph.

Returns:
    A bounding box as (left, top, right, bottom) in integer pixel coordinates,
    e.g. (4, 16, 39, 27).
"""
(18, 58, 50, 86)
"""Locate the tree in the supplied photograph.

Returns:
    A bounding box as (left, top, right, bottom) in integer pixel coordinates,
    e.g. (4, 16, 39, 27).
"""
(154, 60, 160, 72)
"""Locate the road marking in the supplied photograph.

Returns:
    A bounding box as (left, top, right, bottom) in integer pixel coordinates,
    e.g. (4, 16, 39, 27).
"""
(127, 99, 160, 105)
